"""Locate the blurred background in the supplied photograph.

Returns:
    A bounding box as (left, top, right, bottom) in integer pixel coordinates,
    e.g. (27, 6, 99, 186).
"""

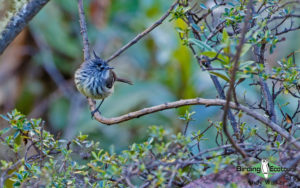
(0, 0, 299, 153)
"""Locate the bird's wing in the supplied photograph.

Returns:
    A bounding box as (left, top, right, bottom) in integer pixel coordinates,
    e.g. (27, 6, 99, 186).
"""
(105, 71, 115, 89)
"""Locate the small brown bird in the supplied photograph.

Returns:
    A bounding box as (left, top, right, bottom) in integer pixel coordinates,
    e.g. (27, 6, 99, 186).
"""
(74, 52, 132, 117)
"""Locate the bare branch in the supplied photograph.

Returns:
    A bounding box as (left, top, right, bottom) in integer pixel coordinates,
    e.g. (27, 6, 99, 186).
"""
(259, 78, 276, 122)
(0, 0, 50, 54)
(90, 97, 300, 149)
(105, 0, 179, 63)
(168, 164, 180, 187)
(276, 25, 300, 35)
(77, 0, 90, 61)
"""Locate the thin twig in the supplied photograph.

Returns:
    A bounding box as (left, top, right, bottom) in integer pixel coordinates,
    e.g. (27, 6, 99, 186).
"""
(259, 78, 276, 122)
(78, 0, 90, 61)
(105, 0, 179, 63)
(125, 177, 135, 188)
(222, 0, 253, 159)
(167, 164, 180, 187)
(40, 121, 45, 168)
(183, 119, 191, 136)
(276, 25, 300, 35)
(192, 122, 214, 141)
(254, 42, 277, 123)
(77, 0, 102, 121)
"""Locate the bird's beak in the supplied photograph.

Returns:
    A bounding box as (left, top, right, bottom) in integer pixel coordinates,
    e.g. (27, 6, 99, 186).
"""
(105, 66, 114, 70)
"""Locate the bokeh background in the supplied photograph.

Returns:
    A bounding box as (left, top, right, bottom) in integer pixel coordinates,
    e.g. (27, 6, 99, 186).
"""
(0, 0, 299, 153)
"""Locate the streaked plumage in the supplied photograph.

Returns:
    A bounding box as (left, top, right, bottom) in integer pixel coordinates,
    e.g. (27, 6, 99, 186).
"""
(75, 59, 114, 99)
(74, 52, 132, 116)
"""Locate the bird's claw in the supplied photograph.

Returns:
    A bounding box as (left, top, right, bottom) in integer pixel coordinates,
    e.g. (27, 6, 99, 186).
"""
(91, 109, 101, 119)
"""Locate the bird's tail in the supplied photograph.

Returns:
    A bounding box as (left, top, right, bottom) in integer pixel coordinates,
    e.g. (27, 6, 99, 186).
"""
(116, 77, 133, 85)
(111, 71, 133, 85)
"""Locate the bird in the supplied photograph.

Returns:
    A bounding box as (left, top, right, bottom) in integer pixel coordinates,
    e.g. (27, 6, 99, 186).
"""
(74, 51, 132, 117)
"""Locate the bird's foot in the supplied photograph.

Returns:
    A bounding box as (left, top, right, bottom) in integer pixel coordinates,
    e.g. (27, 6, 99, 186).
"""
(91, 109, 101, 119)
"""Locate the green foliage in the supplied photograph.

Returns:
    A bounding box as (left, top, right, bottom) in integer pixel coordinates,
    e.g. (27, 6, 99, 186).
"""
(170, 0, 300, 96)
(0, 111, 190, 187)
(0, 110, 254, 187)
(242, 56, 300, 91)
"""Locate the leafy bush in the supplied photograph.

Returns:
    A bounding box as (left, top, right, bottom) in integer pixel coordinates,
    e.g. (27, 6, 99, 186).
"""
(0, 110, 206, 187)
(1, 110, 298, 187)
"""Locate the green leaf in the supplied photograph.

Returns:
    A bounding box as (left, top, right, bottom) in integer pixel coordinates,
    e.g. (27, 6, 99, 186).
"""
(0, 114, 10, 121)
(13, 181, 21, 186)
(239, 60, 255, 69)
(25, 163, 31, 169)
(201, 51, 229, 64)
(240, 44, 252, 57)
(200, 3, 208, 10)
(14, 172, 23, 181)
(13, 131, 20, 139)
(92, 151, 98, 160)
(191, 23, 201, 31)
(175, 27, 185, 33)
(188, 38, 215, 51)
(209, 71, 230, 82)
(0, 127, 10, 135)
(222, 29, 230, 54)
(222, 29, 229, 42)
